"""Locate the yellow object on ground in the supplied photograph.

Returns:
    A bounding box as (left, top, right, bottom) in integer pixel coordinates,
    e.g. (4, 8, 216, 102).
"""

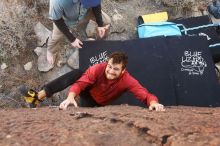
(138, 12, 168, 24)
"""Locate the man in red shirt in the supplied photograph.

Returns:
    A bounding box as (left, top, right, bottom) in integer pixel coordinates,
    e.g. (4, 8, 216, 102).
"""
(22, 52, 164, 111)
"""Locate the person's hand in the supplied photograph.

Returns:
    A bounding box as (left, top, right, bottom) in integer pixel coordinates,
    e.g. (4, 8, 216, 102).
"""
(59, 93, 78, 110)
(96, 24, 110, 39)
(71, 38, 83, 49)
(149, 101, 165, 111)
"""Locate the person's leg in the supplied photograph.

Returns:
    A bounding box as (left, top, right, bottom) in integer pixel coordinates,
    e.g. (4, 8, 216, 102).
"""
(79, 88, 101, 107)
(20, 69, 83, 107)
(77, 9, 111, 38)
(47, 23, 64, 65)
(85, 9, 111, 25)
(40, 69, 83, 99)
(100, 10, 111, 25)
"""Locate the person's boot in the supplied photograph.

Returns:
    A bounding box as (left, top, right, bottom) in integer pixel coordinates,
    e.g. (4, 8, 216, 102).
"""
(19, 85, 43, 108)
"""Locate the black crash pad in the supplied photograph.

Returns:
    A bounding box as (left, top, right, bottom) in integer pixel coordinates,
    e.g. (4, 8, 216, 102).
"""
(172, 15, 220, 63)
(79, 36, 220, 107)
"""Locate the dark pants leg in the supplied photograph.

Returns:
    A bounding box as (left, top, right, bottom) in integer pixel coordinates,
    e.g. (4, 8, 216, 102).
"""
(43, 69, 83, 97)
(43, 69, 101, 107)
(79, 88, 101, 107)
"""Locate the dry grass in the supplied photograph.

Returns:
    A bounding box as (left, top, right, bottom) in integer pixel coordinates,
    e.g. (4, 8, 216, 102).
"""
(0, 0, 49, 62)
(153, 0, 212, 18)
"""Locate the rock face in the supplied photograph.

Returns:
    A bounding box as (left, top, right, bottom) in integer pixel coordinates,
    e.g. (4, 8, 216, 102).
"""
(35, 46, 54, 72)
(0, 106, 219, 146)
(1, 63, 7, 70)
(67, 48, 79, 69)
(34, 22, 51, 46)
(24, 62, 33, 71)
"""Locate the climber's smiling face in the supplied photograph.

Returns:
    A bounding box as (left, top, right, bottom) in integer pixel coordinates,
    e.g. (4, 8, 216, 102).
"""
(105, 58, 125, 80)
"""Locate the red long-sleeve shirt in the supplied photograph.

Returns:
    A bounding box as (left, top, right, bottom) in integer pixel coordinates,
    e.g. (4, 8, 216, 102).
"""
(69, 63, 158, 106)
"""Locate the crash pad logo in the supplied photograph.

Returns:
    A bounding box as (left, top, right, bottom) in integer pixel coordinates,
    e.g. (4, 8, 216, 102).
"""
(181, 51, 207, 75)
(89, 51, 108, 65)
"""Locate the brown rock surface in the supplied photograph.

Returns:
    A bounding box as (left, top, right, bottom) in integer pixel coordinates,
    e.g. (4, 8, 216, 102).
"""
(0, 105, 220, 146)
